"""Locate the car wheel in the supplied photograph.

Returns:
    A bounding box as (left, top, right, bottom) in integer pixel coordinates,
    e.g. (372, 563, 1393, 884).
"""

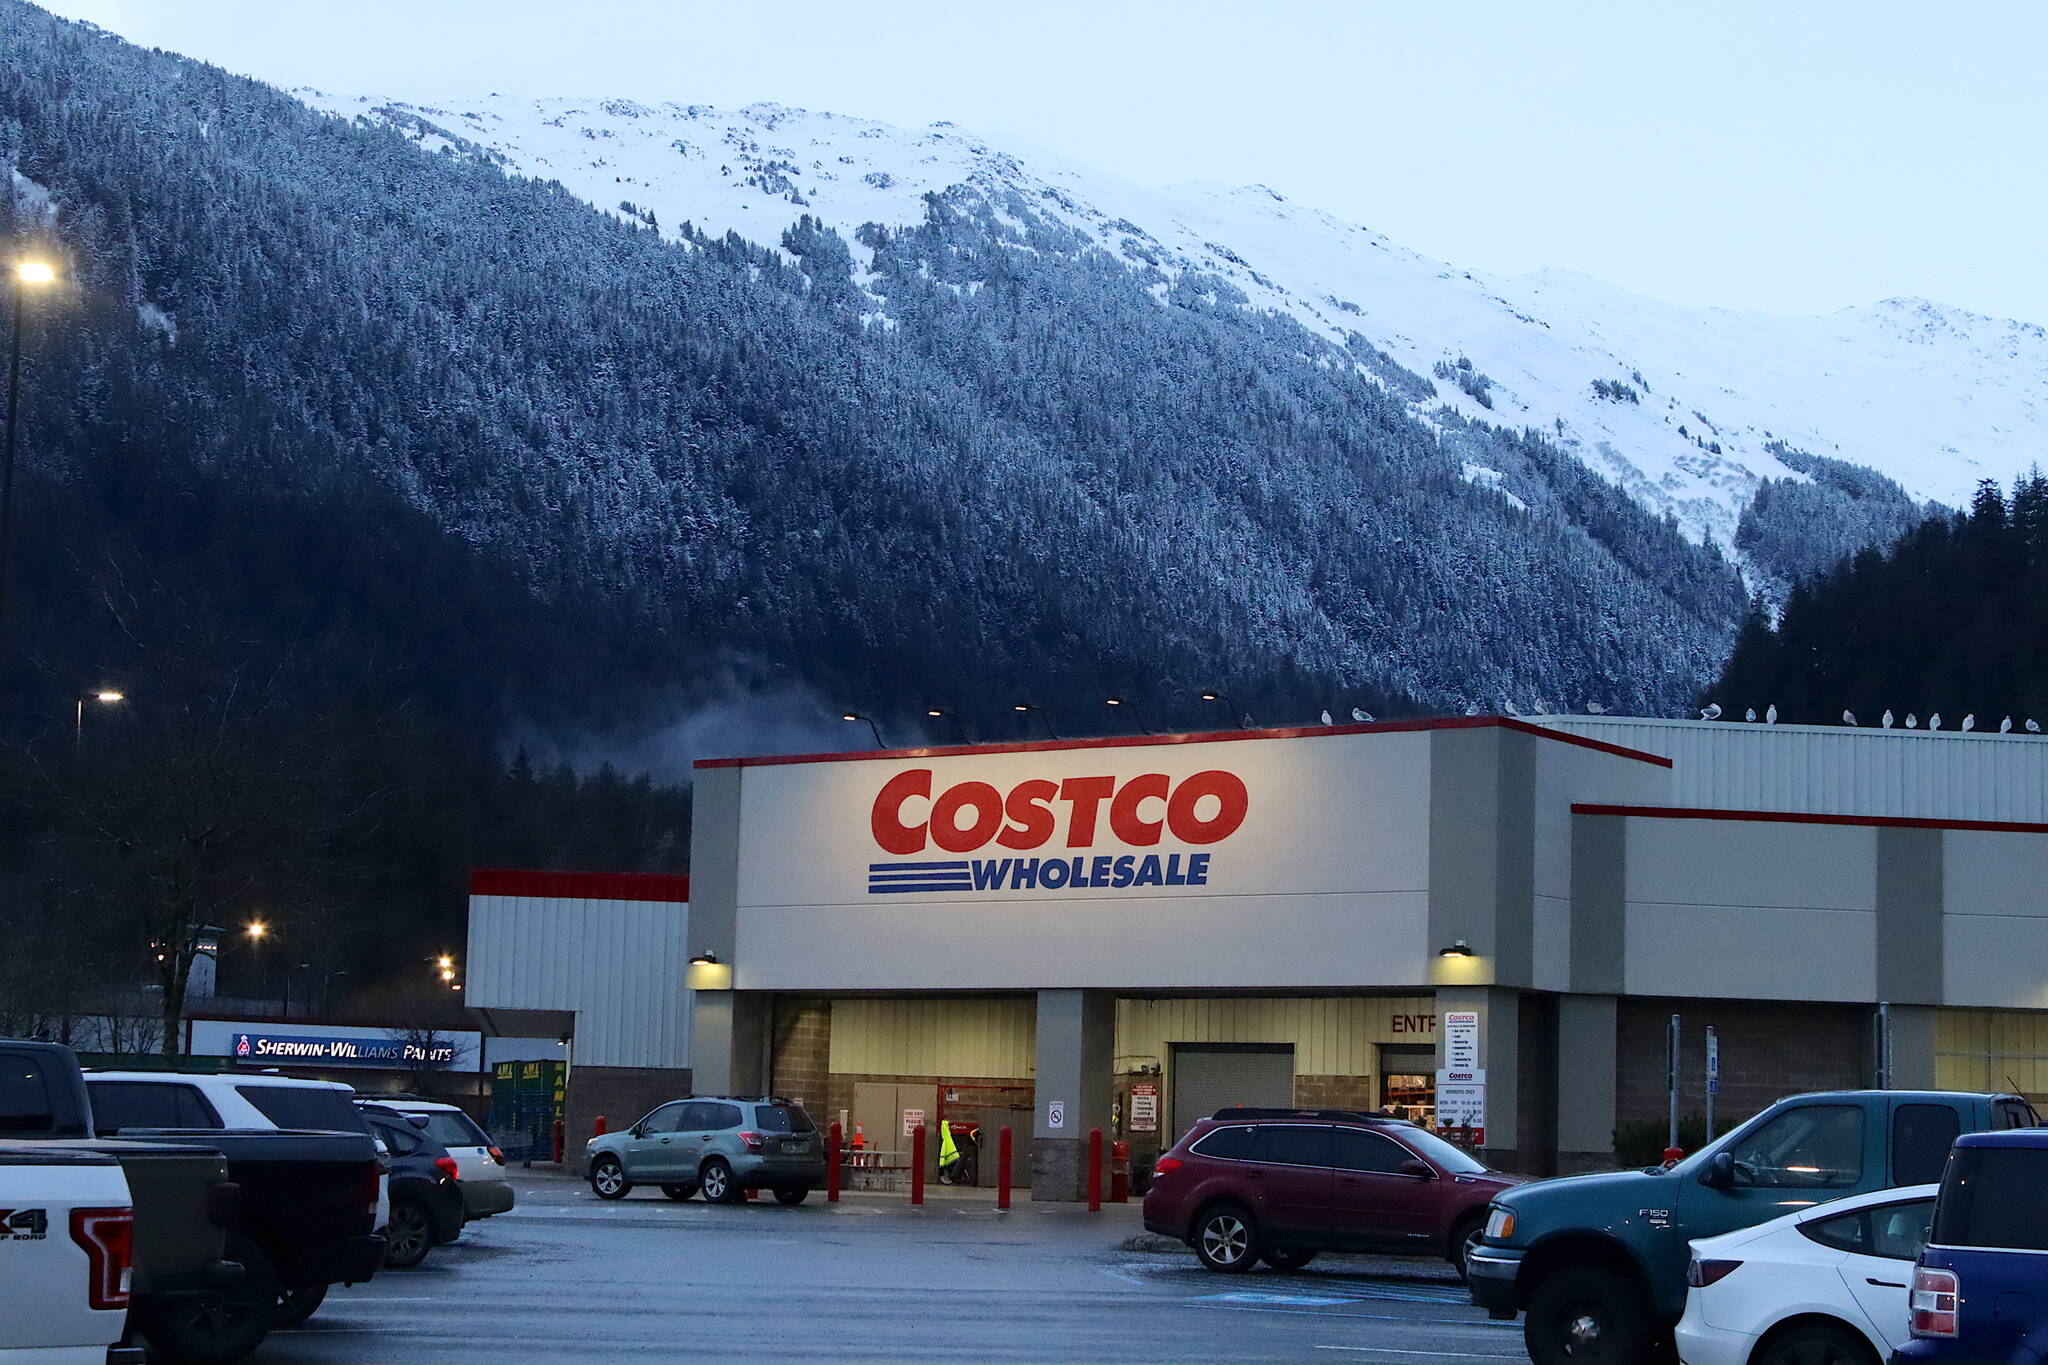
(1523, 1265, 1653, 1365)
(383, 1198, 434, 1270)
(274, 1282, 328, 1329)
(700, 1157, 743, 1204)
(1754, 1322, 1879, 1365)
(591, 1155, 630, 1200)
(660, 1183, 699, 1201)
(1449, 1215, 1487, 1281)
(137, 1230, 279, 1365)
(773, 1186, 809, 1205)
(1192, 1203, 1261, 1273)
(1261, 1247, 1316, 1271)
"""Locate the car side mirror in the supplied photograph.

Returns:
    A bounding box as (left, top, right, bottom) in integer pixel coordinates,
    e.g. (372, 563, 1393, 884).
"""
(1400, 1159, 1435, 1179)
(1700, 1151, 1734, 1190)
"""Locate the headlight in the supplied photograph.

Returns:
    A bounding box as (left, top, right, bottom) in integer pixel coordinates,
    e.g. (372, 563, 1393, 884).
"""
(1483, 1206, 1515, 1241)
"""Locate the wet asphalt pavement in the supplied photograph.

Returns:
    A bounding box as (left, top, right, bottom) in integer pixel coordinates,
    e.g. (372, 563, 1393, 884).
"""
(252, 1169, 1523, 1363)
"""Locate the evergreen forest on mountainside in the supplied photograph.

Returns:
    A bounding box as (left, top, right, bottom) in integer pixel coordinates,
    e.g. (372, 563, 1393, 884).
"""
(1712, 474, 2048, 729)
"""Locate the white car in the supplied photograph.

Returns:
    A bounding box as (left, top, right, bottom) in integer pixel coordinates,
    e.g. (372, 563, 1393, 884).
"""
(1676, 1183, 1938, 1365)
(362, 1098, 515, 1219)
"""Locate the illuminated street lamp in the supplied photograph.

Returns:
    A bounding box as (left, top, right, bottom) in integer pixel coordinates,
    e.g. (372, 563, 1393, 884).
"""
(74, 688, 124, 761)
(1104, 696, 1153, 735)
(1011, 703, 1060, 740)
(0, 258, 58, 706)
(1198, 691, 1253, 728)
(244, 920, 268, 941)
(841, 712, 886, 748)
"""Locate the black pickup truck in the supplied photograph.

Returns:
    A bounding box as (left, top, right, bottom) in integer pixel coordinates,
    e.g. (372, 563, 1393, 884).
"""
(1, 1039, 387, 1365)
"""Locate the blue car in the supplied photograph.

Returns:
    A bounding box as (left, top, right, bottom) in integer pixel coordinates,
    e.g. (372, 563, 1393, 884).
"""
(1896, 1129, 2048, 1363)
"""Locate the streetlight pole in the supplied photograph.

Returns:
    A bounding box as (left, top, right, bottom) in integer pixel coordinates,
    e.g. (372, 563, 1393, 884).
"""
(1104, 697, 1154, 735)
(841, 712, 886, 748)
(0, 260, 56, 714)
(74, 689, 124, 765)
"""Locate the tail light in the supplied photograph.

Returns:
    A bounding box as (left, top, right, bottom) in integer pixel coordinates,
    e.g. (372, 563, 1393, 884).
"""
(70, 1208, 134, 1312)
(738, 1131, 765, 1152)
(360, 1163, 382, 1221)
(1151, 1157, 1183, 1178)
(488, 1146, 504, 1165)
(1686, 1257, 1743, 1288)
(206, 1180, 241, 1228)
(435, 1156, 461, 1181)
(1911, 1267, 1960, 1337)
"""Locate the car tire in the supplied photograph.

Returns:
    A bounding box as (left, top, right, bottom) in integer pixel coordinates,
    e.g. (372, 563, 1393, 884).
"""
(1261, 1247, 1316, 1271)
(274, 1282, 328, 1329)
(1523, 1265, 1654, 1365)
(1449, 1215, 1487, 1281)
(773, 1186, 809, 1205)
(591, 1155, 630, 1200)
(137, 1230, 279, 1365)
(660, 1183, 699, 1201)
(1192, 1203, 1261, 1273)
(383, 1198, 435, 1270)
(700, 1157, 743, 1204)
(1754, 1322, 1879, 1365)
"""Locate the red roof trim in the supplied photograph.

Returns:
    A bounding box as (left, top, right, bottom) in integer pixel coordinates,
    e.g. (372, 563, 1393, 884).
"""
(1571, 804, 2048, 835)
(468, 869, 691, 902)
(695, 715, 1672, 770)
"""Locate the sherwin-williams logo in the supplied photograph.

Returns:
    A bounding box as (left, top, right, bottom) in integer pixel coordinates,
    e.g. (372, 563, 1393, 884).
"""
(867, 769, 1247, 895)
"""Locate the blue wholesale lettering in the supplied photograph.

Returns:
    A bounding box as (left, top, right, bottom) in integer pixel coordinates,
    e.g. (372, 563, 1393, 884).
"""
(869, 852, 1210, 895)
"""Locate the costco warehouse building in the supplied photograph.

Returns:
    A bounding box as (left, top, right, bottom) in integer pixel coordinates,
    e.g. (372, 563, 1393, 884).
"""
(467, 715, 2048, 1199)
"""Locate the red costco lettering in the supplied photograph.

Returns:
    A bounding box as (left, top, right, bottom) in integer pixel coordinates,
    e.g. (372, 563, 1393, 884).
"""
(869, 769, 1248, 854)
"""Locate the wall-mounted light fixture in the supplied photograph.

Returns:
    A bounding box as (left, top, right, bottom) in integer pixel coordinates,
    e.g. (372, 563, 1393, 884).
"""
(689, 951, 720, 966)
(1438, 940, 1475, 958)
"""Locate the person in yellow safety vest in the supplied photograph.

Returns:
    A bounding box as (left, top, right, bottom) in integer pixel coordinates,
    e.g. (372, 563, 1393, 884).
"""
(938, 1120, 961, 1173)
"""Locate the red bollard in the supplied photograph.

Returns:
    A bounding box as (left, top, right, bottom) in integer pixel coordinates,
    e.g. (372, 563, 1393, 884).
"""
(552, 1119, 565, 1164)
(911, 1124, 927, 1205)
(593, 1115, 607, 1137)
(827, 1122, 842, 1203)
(997, 1125, 1013, 1211)
(1111, 1140, 1130, 1203)
(1088, 1127, 1103, 1211)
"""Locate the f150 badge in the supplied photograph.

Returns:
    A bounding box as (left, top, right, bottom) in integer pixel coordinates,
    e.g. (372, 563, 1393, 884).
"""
(1637, 1208, 1672, 1228)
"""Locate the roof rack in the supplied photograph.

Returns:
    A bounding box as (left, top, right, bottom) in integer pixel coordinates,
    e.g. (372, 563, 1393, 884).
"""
(1208, 1107, 1414, 1124)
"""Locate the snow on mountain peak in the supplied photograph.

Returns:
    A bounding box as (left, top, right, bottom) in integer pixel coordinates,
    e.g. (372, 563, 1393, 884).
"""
(296, 88, 2048, 545)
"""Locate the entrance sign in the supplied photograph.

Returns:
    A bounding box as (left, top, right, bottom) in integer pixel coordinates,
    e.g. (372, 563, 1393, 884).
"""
(1443, 1011, 1479, 1072)
(1129, 1082, 1159, 1133)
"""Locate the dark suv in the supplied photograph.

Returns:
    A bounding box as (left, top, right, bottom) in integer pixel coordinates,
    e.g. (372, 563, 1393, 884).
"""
(1897, 1129, 2048, 1363)
(1143, 1108, 1522, 1275)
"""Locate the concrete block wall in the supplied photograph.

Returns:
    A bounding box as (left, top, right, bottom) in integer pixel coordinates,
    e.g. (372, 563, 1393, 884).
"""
(565, 1064, 693, 1158)
(1615, 996, 1868, 1133)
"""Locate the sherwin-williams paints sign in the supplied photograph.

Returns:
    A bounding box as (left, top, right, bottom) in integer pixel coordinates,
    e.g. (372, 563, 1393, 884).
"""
(233, 1033, 455, 1066)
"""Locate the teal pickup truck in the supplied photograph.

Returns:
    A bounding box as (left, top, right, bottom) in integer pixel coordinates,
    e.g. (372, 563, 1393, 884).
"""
(1466, 1089, 2038, 1364)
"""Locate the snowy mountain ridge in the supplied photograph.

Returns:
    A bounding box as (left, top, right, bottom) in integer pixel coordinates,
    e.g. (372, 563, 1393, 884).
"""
(296, 91, 2048, 546)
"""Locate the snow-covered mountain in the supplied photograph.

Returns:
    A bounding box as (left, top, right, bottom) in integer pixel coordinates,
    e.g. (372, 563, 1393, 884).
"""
(298, 92, 2048, 545)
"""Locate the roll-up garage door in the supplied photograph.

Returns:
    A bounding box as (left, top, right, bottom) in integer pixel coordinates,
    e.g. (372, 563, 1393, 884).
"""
(1170, 1043, 1294, 1138)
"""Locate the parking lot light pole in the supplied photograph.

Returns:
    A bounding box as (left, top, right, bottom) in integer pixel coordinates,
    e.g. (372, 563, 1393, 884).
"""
(0, 259, 58, 710)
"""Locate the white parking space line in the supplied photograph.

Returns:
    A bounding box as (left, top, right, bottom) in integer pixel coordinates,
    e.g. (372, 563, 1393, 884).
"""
(1314, 1347, 1523, 1359)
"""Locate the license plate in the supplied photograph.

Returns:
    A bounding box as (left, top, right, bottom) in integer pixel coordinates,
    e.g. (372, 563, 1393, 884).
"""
(783, 1138, 807, 1153)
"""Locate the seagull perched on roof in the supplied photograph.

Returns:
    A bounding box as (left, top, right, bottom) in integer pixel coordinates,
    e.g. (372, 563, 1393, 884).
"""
(1930, 713, 1943, 731)
(1586, 702, 1608, 714)
(1906, 713, 1919, 729)
(1842, 710, 1858, 726)
(1765, 704, 1778, 724)
(1962, 714, 1976, 732)
(2030, 719, 2042, 734)
(1319, 709, 1334, 726)
(2001, 716, 2014, 733)
(1745, 707, 1757, 722)
(1351, 707, 1374, 723)
(1700, 703, 1722, 720)
(1882, 710, 1895, 729)
(1464, 703, 1481, 717)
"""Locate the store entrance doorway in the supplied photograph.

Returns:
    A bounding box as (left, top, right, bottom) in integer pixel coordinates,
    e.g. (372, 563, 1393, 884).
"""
(1170, 1043, 1294, 1138)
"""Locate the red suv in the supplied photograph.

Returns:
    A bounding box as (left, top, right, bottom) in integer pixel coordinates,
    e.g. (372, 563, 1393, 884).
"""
(1143, 1108, 1522, 1275)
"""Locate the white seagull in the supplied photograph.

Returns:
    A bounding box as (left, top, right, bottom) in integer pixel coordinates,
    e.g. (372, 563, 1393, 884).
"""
(2029, 719, 2042, 734)
(1319, 709, 1334, 726)
(1930, 713, 1943, 731)
(1351, 707, 1374, 723)
(1765, 704, 1779, 724)
(1745, 707, 1757, 722)
(1882, 710, 1895, 728)
(1842, 710, 1858, 726)
(2001, 716, 2015, 733)
(1962, 714, 1976, 732)
(1906, 713, 1919, 729)
(1700, 703, 1722, 720)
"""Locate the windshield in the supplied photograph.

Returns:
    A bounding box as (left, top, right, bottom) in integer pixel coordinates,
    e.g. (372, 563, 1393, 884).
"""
(236, 1084, 369, 1133)
(1404, 1127, 1488, 1174)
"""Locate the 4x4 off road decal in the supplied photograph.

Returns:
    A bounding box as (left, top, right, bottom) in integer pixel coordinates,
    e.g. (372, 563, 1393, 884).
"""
(0, 1208, 50, 1240)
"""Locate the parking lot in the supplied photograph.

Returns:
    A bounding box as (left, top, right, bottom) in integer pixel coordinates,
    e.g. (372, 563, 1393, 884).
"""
(258, 1169, 1521, 1363)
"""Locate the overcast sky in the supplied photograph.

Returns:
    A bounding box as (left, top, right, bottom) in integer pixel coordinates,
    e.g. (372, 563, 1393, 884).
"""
(40, 0, 2048, 323)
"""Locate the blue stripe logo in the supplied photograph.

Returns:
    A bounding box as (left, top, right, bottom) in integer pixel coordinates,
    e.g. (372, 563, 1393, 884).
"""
(867, 860, 972, 894)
